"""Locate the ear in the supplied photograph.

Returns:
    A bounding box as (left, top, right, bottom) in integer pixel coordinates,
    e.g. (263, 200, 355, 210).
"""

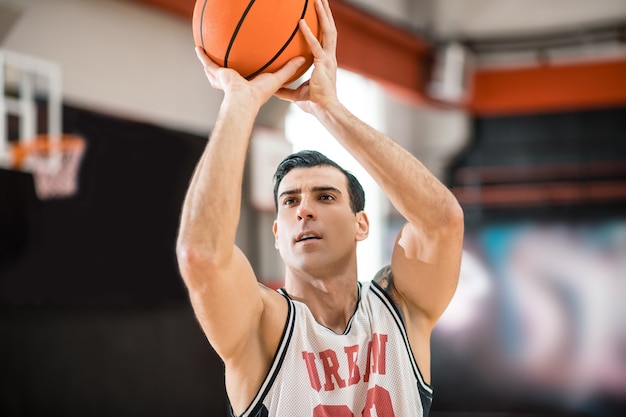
(272, 219, 279, 249)
(355, 211, 369, 242)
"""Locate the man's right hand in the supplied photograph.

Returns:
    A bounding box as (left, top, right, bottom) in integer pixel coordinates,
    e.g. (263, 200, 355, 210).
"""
(194, 46, 306, 109)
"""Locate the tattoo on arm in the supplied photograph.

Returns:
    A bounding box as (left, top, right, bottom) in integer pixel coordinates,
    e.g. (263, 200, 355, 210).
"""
(373, 265, 394, 291)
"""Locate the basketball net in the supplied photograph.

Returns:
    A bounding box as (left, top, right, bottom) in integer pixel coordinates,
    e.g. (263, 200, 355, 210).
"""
(1, 48, 84, 200)
(9, 134, 86, 200)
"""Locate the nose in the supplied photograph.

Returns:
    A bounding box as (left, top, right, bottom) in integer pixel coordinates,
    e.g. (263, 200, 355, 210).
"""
(296, 199, 316, 220)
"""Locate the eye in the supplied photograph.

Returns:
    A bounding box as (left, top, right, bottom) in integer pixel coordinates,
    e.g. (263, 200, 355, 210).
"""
(283, 197, 298, 206)
(319, 194, 335, 201)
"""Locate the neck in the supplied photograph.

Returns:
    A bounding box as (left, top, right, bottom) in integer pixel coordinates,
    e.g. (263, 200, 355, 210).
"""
(284, 271, 359, 333)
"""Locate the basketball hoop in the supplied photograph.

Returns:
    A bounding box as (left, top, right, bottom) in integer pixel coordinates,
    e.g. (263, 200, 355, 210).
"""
(8, 134, 86, 200)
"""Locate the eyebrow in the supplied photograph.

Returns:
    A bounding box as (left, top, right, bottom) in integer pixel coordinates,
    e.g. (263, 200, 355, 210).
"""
(278, 186, 343, 199)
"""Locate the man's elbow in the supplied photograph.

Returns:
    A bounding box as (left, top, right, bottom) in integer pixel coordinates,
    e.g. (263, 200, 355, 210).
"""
(176, 239, 202, 289)
(447, 198, 464, 229)
(175, 238, 224, 291)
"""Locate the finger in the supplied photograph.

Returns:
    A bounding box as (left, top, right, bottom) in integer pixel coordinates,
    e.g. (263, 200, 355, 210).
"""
(274, 87, 295, 102)
(319, 0, 336, 33)
(195, 46, 220, 72)
(194, 46, 221, 85)
(299, 19, 325, 57)
(315, 0, 337, 52)
(275, 80, 309, 102)
(272, 56, 307, 86)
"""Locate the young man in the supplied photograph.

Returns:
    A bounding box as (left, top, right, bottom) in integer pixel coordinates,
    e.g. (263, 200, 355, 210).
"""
(176, 0, 464, 415)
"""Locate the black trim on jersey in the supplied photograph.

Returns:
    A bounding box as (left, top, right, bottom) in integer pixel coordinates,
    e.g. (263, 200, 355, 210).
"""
(370, 280, 433, 414)
(278, 282, 362, 335)
(342, 281, 362, 335)
(230, 292, 296, 417)
(370, 281, 433, 397)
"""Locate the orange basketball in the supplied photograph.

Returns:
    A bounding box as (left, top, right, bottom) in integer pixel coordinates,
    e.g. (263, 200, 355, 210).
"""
(192, 0, 320, 85)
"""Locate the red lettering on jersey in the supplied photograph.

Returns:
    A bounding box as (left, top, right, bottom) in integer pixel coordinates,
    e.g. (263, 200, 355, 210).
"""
(363, 384, 395, 416)
(319, 349, 347, 391)
(313, 404, 353, 417)
(302, 333, 388, 392)
(302, 351, 322, 391)
(363, 333, 388, 382)
(343, 344, 361, 386)
(314, 386, 395, 416)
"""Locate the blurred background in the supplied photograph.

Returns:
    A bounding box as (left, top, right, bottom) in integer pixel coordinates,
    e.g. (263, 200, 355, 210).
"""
(0, 0, 625, 416)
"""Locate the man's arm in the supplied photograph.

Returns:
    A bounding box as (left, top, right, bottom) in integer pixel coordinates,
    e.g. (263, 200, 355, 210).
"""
(176, 88, 262, 360)
(314, 103, 464, 328)
(277, 0, 464, 375)
(175, 50, 305, 385)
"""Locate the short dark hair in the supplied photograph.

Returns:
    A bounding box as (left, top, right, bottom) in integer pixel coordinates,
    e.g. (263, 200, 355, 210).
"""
(273, 150, 365, 214)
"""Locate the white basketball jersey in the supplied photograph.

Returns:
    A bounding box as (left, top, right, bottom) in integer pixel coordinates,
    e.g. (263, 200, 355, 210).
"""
(231, 270, 433, 417)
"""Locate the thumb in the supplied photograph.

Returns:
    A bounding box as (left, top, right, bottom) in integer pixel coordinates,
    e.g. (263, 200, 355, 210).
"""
(275, 56, 307, 84)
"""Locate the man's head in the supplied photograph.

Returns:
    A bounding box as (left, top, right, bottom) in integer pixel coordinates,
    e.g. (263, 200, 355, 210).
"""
(272, 150, 369, 278)
(273, 150, 365, 214)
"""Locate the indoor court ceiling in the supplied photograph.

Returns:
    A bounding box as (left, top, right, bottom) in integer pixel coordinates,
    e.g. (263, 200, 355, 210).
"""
(128, 0, 626, 54)
(1, 0, 625, 115)
(126, 0, 626, 111)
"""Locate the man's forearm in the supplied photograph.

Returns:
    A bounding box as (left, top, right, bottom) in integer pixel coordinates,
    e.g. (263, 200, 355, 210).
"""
(177, 96, 259, 266)
(314, 101, 461, 230)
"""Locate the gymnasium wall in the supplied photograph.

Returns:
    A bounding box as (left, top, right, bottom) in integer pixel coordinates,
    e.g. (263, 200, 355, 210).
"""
(0, 105, 230, 415)
(3, 0, 219, 133)
(432, 106, 626, 416)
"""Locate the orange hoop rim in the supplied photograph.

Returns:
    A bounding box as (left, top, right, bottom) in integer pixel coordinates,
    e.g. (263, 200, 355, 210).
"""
(10, 134, 85, 170)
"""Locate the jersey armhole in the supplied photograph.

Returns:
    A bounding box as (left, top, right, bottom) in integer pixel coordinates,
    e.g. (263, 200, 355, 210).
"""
(232, 291, 296, 417)
(370, 266, 434, 398)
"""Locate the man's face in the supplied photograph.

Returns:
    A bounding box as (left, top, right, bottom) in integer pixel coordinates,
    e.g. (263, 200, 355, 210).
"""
(273, 166, 369, 277)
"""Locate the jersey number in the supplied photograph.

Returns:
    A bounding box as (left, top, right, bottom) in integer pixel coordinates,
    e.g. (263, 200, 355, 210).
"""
(312, 385, 395, 417)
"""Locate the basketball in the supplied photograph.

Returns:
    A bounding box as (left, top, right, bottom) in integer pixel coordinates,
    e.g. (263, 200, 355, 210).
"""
(192, 0, 320, 85)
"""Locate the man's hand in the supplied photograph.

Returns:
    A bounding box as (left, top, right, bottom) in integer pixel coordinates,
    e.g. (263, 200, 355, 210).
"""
(275, 0, 340, 115)
(194, 46, 306, 110)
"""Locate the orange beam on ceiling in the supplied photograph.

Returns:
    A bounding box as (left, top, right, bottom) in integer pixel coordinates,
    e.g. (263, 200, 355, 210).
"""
(469, 58, 626, 116)
(130, 0, 195, 18)
(330, 1, 432, 102)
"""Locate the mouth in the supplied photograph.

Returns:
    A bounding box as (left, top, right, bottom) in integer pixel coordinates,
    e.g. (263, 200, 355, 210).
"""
(295, 232, 321, 243)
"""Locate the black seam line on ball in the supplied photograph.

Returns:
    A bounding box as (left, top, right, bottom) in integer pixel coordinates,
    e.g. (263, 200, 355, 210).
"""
(245, 0, 310, 80)
(225, 0, 258, 68)
(199, 0, 209, 50)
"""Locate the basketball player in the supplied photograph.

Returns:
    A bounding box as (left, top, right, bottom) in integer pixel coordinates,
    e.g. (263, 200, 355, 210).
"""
(176, 0, 464, 415)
